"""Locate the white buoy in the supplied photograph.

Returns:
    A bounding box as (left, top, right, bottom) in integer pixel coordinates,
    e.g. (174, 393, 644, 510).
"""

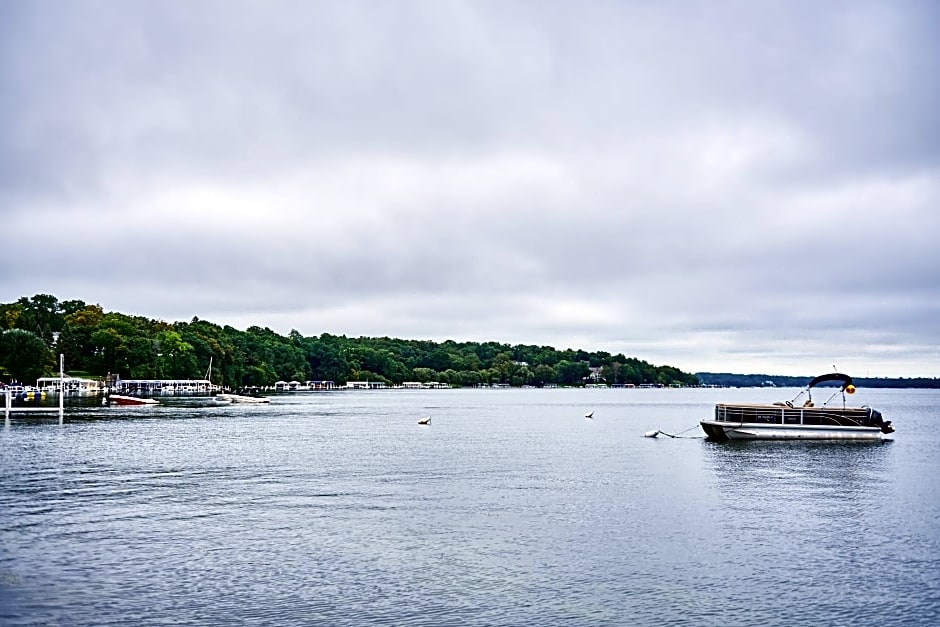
(584, 411, 594, 418)
(644, 430, 660, 438)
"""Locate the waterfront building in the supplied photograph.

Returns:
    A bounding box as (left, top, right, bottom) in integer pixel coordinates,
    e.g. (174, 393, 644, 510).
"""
(306, 380, 335, 390)
(36, 376, 104, 396)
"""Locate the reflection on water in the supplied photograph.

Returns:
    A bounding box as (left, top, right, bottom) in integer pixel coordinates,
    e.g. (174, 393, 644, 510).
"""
(701, 437, 938, 627)
(1, 389, 938, 626)
(706, 439, 893, 497)
(705, 439, 895, 536)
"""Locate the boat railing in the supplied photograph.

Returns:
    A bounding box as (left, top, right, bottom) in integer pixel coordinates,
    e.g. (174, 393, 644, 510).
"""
(716, 404, 873, 427)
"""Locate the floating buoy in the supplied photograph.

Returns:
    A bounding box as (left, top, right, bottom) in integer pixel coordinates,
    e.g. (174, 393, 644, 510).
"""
(644, 429, 685, 439)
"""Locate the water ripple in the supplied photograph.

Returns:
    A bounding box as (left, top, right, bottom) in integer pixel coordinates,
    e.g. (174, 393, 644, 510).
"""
(1, 389, 938, 625)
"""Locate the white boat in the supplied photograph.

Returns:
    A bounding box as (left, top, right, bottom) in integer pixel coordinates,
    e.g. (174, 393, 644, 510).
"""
(214, 393, 271, 404)
(700, 373, 894, 441)
(106, 394, 160, 407)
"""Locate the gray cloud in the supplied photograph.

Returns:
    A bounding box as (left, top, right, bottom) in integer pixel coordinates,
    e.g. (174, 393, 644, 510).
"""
(1, 0, 938, 377)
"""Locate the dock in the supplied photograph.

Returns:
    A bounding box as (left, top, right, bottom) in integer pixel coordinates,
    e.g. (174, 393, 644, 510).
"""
(4, 354, 66, 425)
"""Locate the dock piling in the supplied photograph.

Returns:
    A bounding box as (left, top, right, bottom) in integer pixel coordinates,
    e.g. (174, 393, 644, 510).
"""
(4, 354, 67, 424)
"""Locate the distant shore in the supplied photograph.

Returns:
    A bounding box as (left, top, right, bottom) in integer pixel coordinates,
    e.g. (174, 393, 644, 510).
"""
(697, 372, 940, 389)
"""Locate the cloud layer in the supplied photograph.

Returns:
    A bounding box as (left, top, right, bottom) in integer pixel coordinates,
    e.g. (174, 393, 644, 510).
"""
(2, 0, 938, 376)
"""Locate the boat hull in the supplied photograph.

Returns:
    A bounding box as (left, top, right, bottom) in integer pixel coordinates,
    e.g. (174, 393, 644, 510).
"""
(107, 395, 159, 406)
(214, 393, 270, 404)
(700, 420, 886, 442)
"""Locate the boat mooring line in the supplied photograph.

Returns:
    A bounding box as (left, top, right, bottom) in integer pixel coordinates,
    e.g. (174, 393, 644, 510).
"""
(644, 424, 704, 439)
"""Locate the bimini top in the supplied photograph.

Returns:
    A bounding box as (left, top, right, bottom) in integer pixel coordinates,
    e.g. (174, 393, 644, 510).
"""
(808, 373, 853, 390)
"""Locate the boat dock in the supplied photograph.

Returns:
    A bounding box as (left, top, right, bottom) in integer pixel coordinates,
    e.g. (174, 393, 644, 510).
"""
(112, 378, 214, 395)
(4, 355, 66, 425)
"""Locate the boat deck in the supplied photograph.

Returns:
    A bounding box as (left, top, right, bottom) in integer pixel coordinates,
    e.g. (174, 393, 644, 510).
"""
(715, 403, 875, 428)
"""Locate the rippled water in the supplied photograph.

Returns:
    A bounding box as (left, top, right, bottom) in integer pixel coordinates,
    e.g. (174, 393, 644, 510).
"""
(2, 388, 938, 625)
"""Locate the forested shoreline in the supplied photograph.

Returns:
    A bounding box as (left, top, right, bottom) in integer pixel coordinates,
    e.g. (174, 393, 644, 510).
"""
(696, 372, 940, 389)
(0, 294, 699, 389)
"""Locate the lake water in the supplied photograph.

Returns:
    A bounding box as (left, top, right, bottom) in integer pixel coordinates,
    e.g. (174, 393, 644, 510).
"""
(2, 387, 938, 626)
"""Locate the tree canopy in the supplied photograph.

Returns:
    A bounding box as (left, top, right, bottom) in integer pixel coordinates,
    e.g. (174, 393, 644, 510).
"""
(0, 294, 700, 389)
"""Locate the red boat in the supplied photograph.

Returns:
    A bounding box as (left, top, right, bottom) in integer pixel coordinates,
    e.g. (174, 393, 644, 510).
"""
(106, 394, 160, 407)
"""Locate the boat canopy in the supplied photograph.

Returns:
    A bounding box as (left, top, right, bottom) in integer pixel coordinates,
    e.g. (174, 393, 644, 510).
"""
(808, 373, 853, 390)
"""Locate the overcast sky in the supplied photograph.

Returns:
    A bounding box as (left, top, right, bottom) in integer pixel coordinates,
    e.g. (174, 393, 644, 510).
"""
(1, 1, 938, 377)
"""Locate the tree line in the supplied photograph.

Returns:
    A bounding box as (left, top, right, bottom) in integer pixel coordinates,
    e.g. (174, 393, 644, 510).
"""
(0, 294, 700, 389)
(696, 372, 940, 389)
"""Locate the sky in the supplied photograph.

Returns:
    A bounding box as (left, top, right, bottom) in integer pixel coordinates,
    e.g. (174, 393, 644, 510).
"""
(1, 0, 938, 377)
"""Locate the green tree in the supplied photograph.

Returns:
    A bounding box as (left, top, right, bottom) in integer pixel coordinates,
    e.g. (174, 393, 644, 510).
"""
(245, 362, 278, 387)
(0, 329, 55, 383)
(13, 294, 61, 343)
(493, 353, 513, 383)
(59, 304, 105, 373)
(156, 330, 196, 379)
(420, 348, 452, 372)
(458, 369, 482, 387)
(440, 369, 459, 386)
(555, 360, 590, 386)
(89, 313, 155, 377)
(302, 335, 351, 384)
(412, 367, 436, 383)
(0, 302, 24, 330)
(532, 364, 557, 387)
(510, 364, 533, 387)
(0, 294, 703, 391)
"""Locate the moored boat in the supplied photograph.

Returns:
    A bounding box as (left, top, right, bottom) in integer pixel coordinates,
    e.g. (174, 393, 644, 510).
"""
(106, 394, 160, 406)
(700, 373, 894, 441)
(213, 393, 271, 404)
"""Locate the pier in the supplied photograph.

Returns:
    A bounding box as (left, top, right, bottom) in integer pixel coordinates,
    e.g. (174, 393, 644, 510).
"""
(112, 378, 213, 395)
(4, 354, 65, 425)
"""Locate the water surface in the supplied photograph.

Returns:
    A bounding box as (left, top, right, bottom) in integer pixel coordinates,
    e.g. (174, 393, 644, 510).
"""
(2, 388, 938, 625)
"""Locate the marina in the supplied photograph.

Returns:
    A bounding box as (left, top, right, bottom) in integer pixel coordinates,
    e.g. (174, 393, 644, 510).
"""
(274, 380, 337, 391)
(3, 355, 66, 424)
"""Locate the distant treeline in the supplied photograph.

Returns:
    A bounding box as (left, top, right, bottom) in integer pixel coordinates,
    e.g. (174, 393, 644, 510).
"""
(0, 294, 699, 389)
(697, 372, 940, 389)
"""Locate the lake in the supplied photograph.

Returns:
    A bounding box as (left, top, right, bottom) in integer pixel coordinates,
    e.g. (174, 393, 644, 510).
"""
(2, 387, 938, 625)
